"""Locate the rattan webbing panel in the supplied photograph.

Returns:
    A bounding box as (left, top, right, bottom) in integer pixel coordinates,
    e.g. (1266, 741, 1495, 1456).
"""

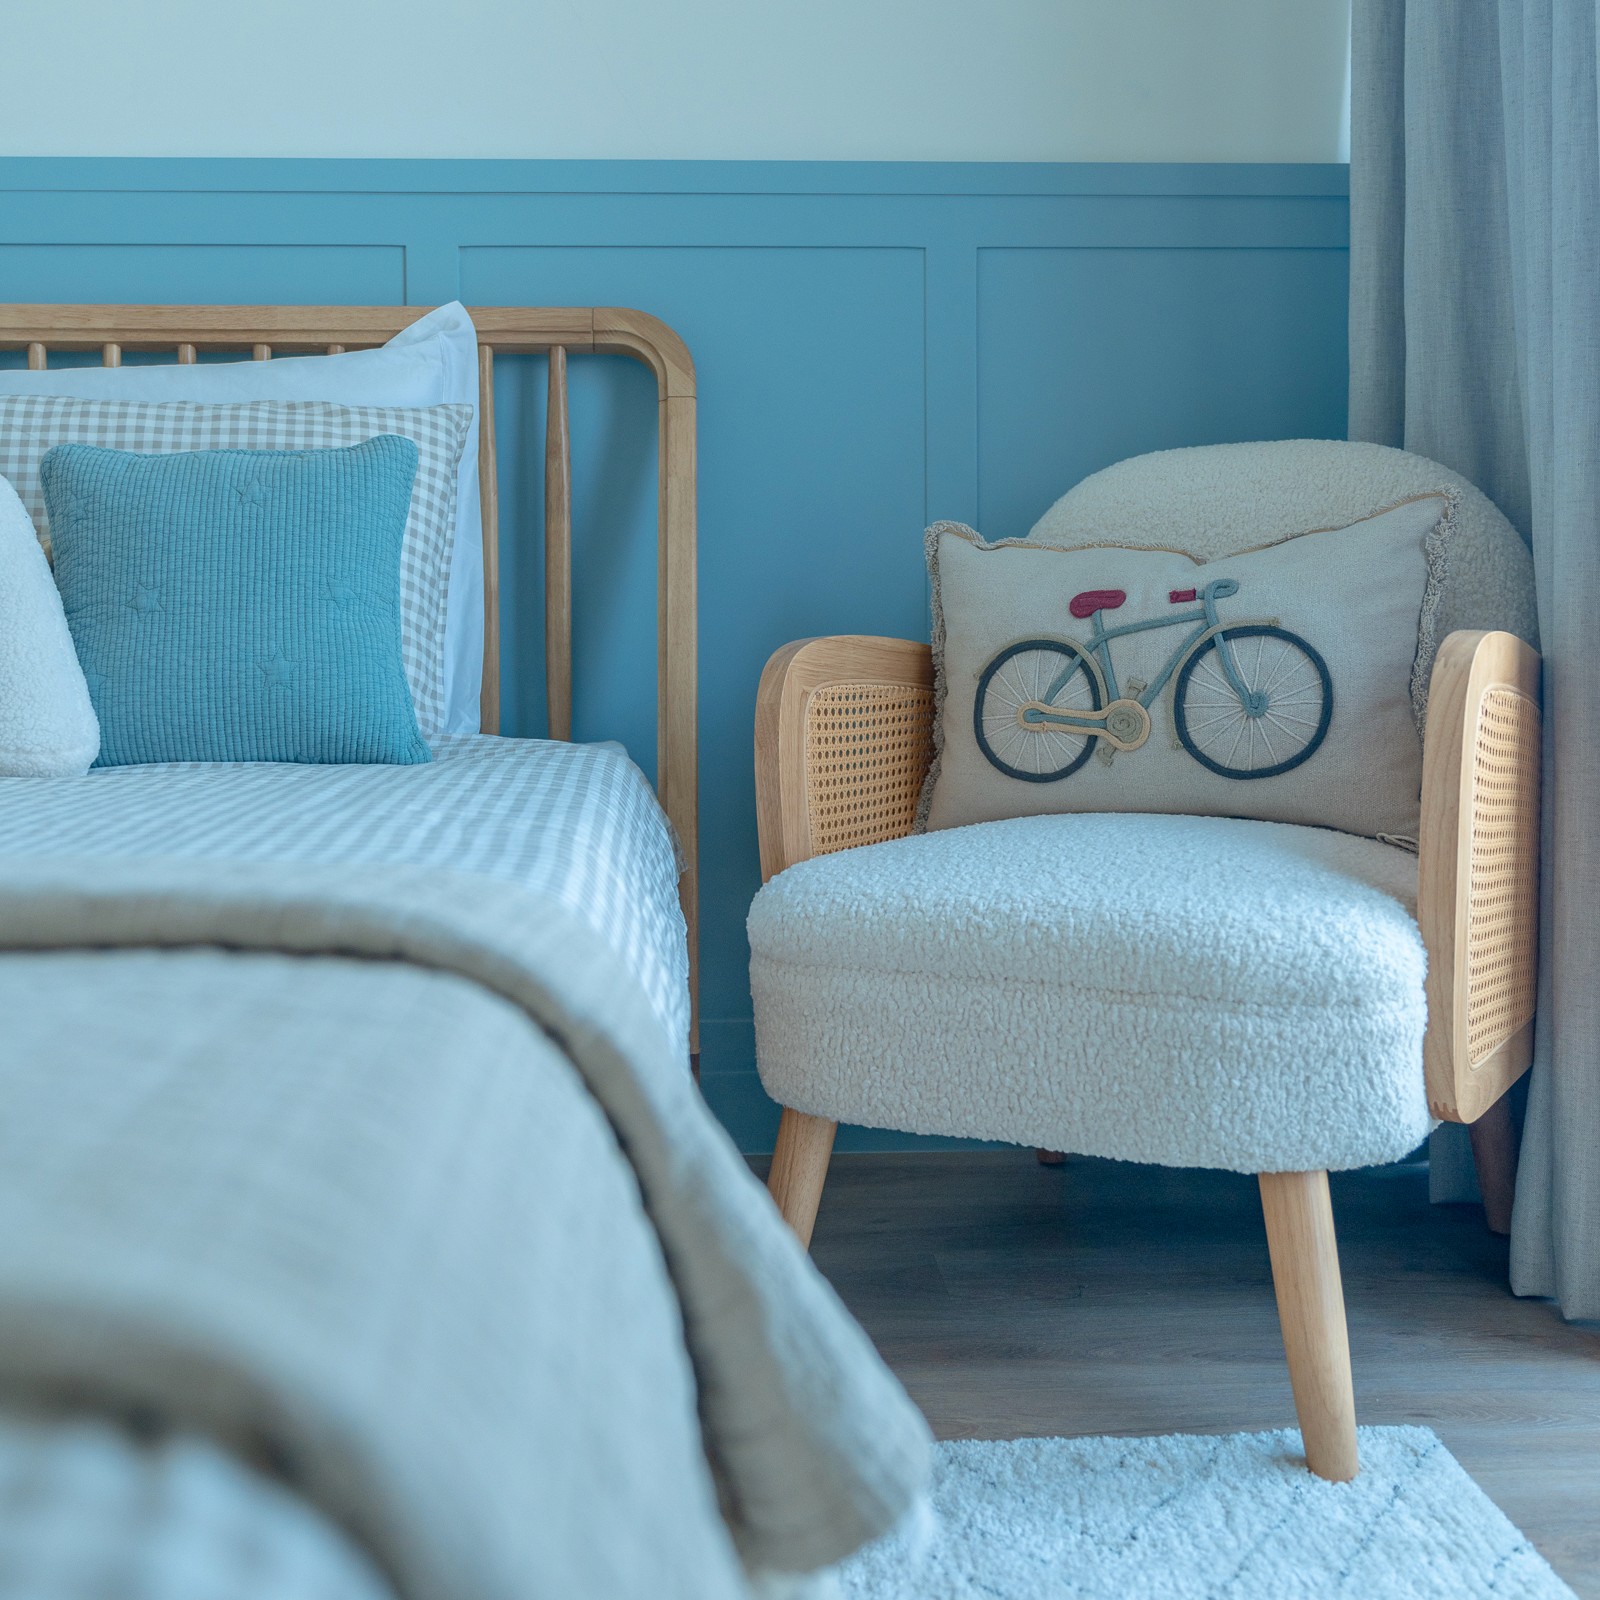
(805, 681, 935, 857)
(1465, 686, 1541, 1067)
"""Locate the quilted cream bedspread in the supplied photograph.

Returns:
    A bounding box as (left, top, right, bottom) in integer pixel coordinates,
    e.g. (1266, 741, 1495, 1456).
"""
(0, 857, 930, 1599)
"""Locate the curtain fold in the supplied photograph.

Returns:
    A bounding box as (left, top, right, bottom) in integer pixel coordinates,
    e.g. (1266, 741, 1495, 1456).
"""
(1350, 0, 1600, 1319)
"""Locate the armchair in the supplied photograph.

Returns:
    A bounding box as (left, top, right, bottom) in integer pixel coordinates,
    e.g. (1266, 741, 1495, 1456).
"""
(749, 457, 1541, 1484)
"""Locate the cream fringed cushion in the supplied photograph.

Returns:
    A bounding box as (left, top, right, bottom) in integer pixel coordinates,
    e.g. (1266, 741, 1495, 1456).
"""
(749, 812, 1433, 1173)
(0, 475, 98, 776)
(921, 495, 1450, 843)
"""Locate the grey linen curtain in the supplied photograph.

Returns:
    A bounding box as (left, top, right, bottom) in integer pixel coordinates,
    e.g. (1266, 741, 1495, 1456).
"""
(1350, 0, 1600, 1318)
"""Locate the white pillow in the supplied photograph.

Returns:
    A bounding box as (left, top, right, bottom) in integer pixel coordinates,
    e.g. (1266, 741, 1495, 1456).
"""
(921, 494, 1452, 844)
(0, 303, 484, 732)
(0, 474, 98, 776)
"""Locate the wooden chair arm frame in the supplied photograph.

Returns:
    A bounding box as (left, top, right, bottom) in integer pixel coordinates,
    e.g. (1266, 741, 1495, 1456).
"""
(754, 636, 933, 881)
(1418, 630, 1542, 1124)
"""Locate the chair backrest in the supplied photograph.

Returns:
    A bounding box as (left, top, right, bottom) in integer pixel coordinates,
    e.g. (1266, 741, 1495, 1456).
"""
(1030, 440, 1539, 701)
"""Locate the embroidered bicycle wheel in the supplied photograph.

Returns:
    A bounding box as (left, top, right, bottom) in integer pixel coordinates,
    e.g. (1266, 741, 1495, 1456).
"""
(1173, 625, 1332, 779)
(975, 638, 1102, 781)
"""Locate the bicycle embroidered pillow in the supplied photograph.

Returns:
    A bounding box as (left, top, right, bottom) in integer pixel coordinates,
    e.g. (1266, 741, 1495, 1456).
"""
(919, 492, 1453, 843)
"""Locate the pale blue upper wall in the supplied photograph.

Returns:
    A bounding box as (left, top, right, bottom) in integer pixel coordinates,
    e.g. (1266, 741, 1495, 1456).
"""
(0, 1, 1350, 163)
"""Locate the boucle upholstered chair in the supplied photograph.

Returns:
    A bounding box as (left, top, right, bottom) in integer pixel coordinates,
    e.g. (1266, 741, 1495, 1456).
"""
(748, 442, 1542, 1482)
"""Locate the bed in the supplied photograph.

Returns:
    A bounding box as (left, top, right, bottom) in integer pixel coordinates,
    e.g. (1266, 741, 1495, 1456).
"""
(0, 305, 929, 1599)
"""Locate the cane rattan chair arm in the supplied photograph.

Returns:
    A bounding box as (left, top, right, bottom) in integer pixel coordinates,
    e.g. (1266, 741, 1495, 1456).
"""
(1418, 630, 1542, 1123)
(755, 636, 935, 881)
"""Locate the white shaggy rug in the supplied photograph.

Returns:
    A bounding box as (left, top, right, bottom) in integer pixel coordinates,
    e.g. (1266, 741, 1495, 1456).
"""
(834, 1427, 1573, 1599)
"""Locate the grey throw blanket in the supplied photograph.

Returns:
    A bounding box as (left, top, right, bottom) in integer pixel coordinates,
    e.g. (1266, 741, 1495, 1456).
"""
(0, 857, 930, 1596)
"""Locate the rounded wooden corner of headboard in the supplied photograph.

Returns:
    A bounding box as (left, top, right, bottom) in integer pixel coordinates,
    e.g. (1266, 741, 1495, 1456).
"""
(592, 308, 696, 398)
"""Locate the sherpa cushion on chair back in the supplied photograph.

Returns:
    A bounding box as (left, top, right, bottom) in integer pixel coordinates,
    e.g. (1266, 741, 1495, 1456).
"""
(1032, 440, 1537, 652)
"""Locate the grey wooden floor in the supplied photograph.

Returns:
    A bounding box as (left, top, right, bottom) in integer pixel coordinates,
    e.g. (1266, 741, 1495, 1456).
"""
(786, 1150, 1600, 1597)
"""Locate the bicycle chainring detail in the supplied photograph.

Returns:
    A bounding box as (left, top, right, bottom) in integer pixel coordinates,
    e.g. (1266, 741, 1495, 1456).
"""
(1100, 698, 1151, 751)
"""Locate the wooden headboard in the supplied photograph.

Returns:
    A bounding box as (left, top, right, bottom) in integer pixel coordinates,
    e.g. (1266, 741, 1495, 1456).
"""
(0, 304, 700, 1047)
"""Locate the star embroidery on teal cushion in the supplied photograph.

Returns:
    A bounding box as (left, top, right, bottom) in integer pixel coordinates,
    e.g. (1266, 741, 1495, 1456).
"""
(236, 477, 274, 510)
(50, 481, 92, 518)
(324, 579, 357, 611)
(259, 649, 296, 689)
(82, 669, 106, 702)
(126, 583, 165, 617)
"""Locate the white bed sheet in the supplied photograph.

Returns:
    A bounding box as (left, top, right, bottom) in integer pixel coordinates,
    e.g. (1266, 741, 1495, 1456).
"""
(0, 735, 690, 1059)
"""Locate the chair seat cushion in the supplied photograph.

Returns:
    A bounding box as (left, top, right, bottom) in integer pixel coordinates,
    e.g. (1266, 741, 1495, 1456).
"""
(748, 813, 1433, 1173)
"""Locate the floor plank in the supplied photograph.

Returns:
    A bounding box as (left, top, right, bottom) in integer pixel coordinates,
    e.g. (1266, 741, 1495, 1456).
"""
(788, 1151, 1600, 1597)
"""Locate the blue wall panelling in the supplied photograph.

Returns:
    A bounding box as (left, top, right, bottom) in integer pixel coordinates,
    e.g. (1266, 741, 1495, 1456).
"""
(0, 159, 1350, 1151)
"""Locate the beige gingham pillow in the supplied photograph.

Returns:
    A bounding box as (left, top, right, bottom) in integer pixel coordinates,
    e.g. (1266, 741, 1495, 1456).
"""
(0, 396, 471, 738)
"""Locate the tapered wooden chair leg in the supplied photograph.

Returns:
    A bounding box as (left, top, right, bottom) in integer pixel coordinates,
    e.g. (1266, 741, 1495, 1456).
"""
(768, 1108, 838, 1250)
(1258, 1170, 1359, 1482)
(1468, 1093, 1520, 1236)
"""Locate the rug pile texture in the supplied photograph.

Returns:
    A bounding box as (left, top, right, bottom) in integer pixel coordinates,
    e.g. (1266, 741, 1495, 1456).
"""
(834, 1426, 1572, 1598)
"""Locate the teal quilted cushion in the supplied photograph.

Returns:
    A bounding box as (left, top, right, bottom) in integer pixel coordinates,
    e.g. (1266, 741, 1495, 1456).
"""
(42, 436, 431, 767)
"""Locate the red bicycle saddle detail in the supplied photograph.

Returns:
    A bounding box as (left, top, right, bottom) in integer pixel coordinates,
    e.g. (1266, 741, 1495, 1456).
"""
(1069, 588, 1127, 620)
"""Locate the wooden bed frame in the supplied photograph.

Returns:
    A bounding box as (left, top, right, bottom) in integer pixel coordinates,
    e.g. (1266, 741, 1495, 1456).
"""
(0, 304, 700, 1048)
